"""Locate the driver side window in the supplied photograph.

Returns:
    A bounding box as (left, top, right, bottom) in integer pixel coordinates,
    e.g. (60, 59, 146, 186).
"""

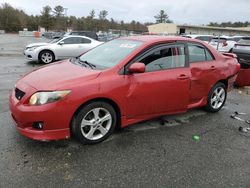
(138, 45, 186, 72)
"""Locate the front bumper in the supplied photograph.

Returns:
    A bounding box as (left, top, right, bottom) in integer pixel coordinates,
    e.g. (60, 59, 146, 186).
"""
(9, 82, 72, 141)
(24, 49, 39, 61)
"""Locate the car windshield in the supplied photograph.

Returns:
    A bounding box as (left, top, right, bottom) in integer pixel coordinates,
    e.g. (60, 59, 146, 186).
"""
(79, 39, 143, 69)
(49, 37, 63, 43)
(237, 38, 250, 45)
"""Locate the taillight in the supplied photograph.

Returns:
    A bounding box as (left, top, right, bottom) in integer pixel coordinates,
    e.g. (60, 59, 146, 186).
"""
(236, 63, 241, 71)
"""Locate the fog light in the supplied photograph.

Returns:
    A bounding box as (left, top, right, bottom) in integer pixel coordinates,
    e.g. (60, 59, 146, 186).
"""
(32, 122, 44, 130)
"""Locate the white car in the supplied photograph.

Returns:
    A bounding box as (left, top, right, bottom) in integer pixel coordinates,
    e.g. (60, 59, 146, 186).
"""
(182, 35, 214, 43)
(209, 36, 243, 53)
(24, 36, 103, 63)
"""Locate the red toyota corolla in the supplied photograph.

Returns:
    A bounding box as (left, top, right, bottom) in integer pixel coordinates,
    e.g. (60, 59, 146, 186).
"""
(9, 36, 240, 144)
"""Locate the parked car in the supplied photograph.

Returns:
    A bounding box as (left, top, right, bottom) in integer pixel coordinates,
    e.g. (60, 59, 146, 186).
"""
(10, 36, 240, 144)
(232, 37, 250, 87)
(183, 34, 214, 43)
(24, 36, 103, 64)
(65, 31, 98, 40)
(42, 31, 65, 39)
(209, 36, 242, 52)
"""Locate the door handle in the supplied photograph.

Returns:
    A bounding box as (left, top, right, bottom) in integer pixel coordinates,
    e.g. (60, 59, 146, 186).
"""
(177, 74, 189, 80)
(210, 66, 216, 70)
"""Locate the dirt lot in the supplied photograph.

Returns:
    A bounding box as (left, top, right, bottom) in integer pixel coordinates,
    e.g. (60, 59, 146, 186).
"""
(0, 34, 250, 187)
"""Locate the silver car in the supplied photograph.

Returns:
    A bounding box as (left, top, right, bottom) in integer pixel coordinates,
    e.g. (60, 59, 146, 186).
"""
(24, 36, 103, 64)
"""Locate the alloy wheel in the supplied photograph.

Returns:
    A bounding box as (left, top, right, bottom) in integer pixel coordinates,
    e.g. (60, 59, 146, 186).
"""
(210, 86, 226, 109)
(80, 107, 112, 140)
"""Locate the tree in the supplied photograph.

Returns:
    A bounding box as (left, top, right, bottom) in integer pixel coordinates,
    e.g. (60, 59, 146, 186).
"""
(88, 10, 95, 19)
(53, 5, 67, 31)
(154, 10, 172, 23)
(99, 10, 108, 20)
(53, 5, 64, 17)
(40, 5, 52, 31)
(0, 3, 27, 32)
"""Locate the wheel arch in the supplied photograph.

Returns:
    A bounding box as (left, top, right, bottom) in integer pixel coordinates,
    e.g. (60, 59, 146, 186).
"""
(216, 79, 228, 89)
(38, 49, 56, 61)
(70, 97, 122, 134)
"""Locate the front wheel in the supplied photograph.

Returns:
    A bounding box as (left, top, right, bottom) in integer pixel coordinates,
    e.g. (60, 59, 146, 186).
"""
(38, 50, 55, 64)
(205, 82, 227, 112)
(71, 101, 117, 144)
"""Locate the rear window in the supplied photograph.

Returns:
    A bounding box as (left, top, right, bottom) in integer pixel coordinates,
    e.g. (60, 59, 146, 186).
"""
(196, 36, 212, 42)
(188, 44, 214, 62)
(211, 38, 227, 43)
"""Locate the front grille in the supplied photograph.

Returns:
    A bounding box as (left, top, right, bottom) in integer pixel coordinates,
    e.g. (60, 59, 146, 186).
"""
(15, 88, 25, 100)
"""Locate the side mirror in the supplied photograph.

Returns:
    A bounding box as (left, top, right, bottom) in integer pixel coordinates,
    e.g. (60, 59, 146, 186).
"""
(128, 62, 145, 74)
(58, 41, 64, 45)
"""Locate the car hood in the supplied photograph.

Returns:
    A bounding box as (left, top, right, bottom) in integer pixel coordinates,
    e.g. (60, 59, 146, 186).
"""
(19, 60, 101, 90)
(26, 42, 50, 48)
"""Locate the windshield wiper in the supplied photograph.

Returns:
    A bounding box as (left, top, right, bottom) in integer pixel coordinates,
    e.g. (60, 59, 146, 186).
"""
(77, 59, 96, 69)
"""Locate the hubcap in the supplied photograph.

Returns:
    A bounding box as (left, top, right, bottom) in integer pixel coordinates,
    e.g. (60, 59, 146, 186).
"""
(80, 108, 112, 140)
(41, 52, 53, 63)
(210, 87, 225, 109)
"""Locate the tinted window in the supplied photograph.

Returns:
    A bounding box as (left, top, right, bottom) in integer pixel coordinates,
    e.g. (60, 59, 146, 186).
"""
(188, 44, 214, 62)
(196, 36, 212, 42)
(138, 45, 186, 72)
(211, 38, 227, 43)
(238, 38, 250, 45)
(233, 37, 243, 42)
(62, 37, 82, 44)
(80, 38, 91, 44)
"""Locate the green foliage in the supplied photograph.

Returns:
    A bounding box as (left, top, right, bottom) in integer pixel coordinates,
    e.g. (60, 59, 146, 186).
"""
(154, 10, 172, 23)
(0, 3, 149, 33)
(53, 5, 64, 17)
(0, 3, 23, 32)
(40, 6, 52, 31)
(208, 21, 250, 28)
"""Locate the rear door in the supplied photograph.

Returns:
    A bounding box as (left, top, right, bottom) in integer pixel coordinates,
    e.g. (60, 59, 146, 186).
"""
(124, 43, 191, 117)
(188, 43, 219, 105)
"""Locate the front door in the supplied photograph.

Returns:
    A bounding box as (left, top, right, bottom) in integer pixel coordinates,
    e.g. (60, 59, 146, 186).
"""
(124, 43, 190, 117)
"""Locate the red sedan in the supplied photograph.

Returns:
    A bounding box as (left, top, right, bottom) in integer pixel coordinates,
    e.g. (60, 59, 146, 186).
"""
(9, 36, 240, 144)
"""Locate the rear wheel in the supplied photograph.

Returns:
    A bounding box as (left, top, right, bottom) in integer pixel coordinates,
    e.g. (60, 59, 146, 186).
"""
(71, 101, 117, 144)
(38, 50, 55, 64)
(205, 82, 227, 112)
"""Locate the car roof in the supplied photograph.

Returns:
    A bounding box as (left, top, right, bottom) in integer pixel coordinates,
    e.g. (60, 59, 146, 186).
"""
(63, 35, 94, 40)
(120, 35, 200, 44)
(185, 34, 213, 38)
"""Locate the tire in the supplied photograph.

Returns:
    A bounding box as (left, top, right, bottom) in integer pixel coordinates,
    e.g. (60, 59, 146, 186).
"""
(71, 101, 117, 144)
(38, 50, 55, 64)
(205, 82, 227, 112)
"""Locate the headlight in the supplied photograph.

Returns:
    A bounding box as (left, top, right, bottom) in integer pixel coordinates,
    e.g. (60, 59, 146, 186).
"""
(29, 90, 71, 105)
(28, 46, 38, 51)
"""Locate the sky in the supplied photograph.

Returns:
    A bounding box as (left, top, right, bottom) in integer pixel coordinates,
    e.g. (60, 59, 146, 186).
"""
(1, 0, 250, 25)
